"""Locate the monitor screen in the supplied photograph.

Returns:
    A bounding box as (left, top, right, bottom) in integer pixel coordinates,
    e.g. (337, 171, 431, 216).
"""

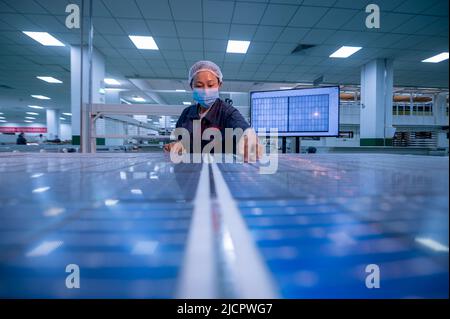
(250, 86, 340, 137)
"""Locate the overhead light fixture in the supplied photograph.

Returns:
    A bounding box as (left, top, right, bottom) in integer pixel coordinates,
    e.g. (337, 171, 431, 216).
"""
(129, 35, 159, 50)
(28, 105, 44, 109)
(0, 116, 5, 119)
(104, 78, 121, 85)
(24, 120, 34, 123)
(132, 97, 146, 102)
(176, 89, 186, 92)
(182, 101, 191, 105)
(0, 120, 6, 123)
(62, 112, 72, 116)
(226, 40, 250, 54)
(280, 87, 293, 90)
(25, 117, 36, 120)
(26, 112, 39, 115)
(37, 76, 62, 84)
(422, 52, 449, 63)
(31, 95, 51, 100)
(329, 46, 362, 58)
(60, 117, 66, 120)
(0, 112, 3, 115)
(22, 31, 65, 46)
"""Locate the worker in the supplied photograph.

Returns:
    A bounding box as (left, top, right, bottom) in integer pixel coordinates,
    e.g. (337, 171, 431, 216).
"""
(164, 60, 262, 161)
(16, 132, 27, 145)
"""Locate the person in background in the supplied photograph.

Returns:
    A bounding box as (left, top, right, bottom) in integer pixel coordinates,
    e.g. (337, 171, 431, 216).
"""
(16, 132, 27, 145)
(53, 135, 61, 143)
(37, 134, 45, 144)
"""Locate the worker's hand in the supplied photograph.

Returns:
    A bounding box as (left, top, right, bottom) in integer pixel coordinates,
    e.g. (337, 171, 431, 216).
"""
(163, 141, 186, 155)
(237, 128, 264, 163)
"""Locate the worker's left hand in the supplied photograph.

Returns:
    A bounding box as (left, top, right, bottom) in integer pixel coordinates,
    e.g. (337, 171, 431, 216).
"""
(237, 128, 264, 163)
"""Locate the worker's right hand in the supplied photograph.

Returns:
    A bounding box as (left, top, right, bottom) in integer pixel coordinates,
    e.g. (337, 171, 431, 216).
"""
(163, 141, 186, 155)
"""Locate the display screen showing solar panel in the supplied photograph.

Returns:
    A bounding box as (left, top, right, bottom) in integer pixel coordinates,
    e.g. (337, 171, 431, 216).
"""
(250, 86, 339, 137)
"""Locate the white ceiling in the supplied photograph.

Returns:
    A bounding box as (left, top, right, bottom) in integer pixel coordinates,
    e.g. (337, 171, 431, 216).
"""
(0, 0, 448, 123)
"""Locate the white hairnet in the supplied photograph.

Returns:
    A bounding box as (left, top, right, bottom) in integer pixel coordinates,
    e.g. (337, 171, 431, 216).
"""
(188, 60, 223, 86)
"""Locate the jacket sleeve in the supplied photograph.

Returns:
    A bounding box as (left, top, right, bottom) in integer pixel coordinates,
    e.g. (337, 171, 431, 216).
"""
(225, 107, 250, 131)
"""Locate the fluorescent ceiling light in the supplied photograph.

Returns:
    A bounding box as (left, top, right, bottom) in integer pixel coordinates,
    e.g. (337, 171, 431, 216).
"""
(25, 117, 36, 119)
(176, 89, 186, 92)
(0, 112, 3, 114)
(22, 31, 65, 46)
(104, 78, 121, 85)
(24, 120, 34, 123)
(422, 52, 449, 63)
(132, 97, 146, 102)
(0, 120, 6, 123)
(60, 117, 66, 120)
(182, 101, 191, 105)
(329, 46, 362, 58)
(0, 117, 5, 119)
(129, 35, 159, 50)
(280, 87, 293, 90)
(37, 76, 62, 84)
(226, 40, 250, 54)
(26, 112, 39, 115)
(31, 95, 51, 100)
(28, 105, 44, 109)
(62, 112, 72, 116)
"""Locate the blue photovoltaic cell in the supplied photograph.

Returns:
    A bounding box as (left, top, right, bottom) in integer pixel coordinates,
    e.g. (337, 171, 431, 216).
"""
(288, 95, 329, 132)
(0, 153, 199, 298)
(252, 97, 288, 132)
(218, 154, 449, 298)
(0, 153, 448, 299)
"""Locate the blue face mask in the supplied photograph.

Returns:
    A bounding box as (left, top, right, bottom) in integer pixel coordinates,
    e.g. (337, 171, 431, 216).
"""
(192, 88, 219, 108)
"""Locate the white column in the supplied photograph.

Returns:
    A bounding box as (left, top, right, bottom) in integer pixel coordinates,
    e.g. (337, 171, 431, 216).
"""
(105, 90, 125, 146)
(46, 109, 60, 140)
(360, 58, 394, 146)
(70, 45, 105, 147)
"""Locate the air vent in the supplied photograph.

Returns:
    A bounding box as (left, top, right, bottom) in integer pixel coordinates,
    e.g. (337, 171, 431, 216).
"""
(291, 44, 316, 55)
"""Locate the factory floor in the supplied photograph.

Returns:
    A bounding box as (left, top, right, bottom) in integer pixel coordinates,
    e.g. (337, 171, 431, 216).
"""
(0, 153, 448, 298)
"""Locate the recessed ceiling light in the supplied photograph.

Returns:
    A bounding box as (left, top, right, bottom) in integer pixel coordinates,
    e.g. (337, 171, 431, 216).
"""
(0, 116, 5, 119)
(0, 112, 3, 115)
(37, 76, 63, 84)
(226, 40, 250, 54)
(31, 95, 51, 100)
(104, 78, 121, 85)
(0, 120, 6, 123)
(62, 112, 72, 116)
(24, 120, 33, 123)
(22, 31, 65, 46)
(60, 117, 66, 120)
(28, 105, 44, 109)
(132, 97, 146, 102)
(329, 46, 362, 58)
(26, 112, 39, 115)
(182, 101, 191, 105)
(129, 35, 159, 50)
(25, 117, 36, 120)
(280, 87, 293, 90)
(422, 52, 449, 63)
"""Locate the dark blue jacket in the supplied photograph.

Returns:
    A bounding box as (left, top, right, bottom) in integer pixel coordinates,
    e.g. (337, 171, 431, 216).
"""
(175, 98, 250, 153)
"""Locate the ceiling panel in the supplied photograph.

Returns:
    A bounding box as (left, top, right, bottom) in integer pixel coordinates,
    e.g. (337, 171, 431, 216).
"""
(203, 0, 235, 23)
(232, 2, 267, 24)
(259, 4, 298, 26)
(289, 6, 329, 28)
(135, 0, 172, 20)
